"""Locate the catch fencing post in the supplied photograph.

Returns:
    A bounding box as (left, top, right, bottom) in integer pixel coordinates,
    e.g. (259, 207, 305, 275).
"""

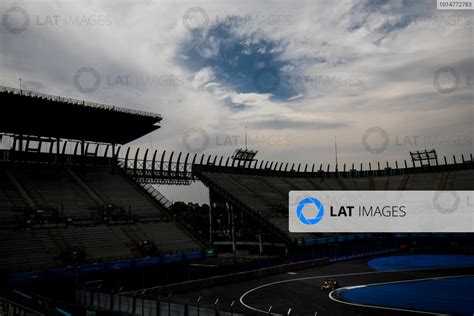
(167, 293, 172, 316)
(118, 287, 123, 312)
(156, 296, 161, 316)
(230, 300, 235, 316)
(197, 296, 201, 316)
(287, 308, 292, 315)
(214, 298, 219, 316)
(267, 305, 272, 315)
(184, 300, 189, 316)
(110, 291, 114, 310)
(118, 294, 121, 312)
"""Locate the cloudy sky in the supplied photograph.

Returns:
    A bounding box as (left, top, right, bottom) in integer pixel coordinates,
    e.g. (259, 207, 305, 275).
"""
(1, 0, 472, 202)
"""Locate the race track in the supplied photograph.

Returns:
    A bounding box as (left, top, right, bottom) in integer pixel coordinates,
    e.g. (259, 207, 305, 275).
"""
(171, 257, 474, 315)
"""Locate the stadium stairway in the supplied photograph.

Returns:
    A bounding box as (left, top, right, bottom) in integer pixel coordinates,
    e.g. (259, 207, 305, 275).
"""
(115, 168, 208, 250)
(66, 167, 107, 207)
(3, 169, 35, 210)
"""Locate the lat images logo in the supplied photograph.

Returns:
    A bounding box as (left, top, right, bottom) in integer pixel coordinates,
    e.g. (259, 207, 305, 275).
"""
(296, 197, 324, 225)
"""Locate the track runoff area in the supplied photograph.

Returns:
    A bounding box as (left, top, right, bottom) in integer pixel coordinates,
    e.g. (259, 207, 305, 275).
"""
(171, 255, 474, 315)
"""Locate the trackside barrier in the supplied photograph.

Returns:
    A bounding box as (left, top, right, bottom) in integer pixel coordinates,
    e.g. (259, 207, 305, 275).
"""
(0, 296, 45, 316)
(126, 257, 330, 296)
(124, 247, 399, 296)
(76, 290, 243, 316)
(76, 247, 399, 315)
(328, 248, 397, 263)
(9, 250, 204, 285)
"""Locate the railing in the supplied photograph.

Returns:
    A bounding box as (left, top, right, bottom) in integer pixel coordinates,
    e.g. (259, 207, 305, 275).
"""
(141, 184, 172, 209)
(75, 246, 399, 315)
(0, 85, 162, 119)
(76, 289, 242, 316)
(1, 148, 473, 184)
(0, 295, 45, 316)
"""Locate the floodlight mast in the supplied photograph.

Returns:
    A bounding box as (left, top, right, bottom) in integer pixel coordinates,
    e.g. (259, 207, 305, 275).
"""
(245, 126, 247, 150)
(231, 126, 258, 168)
(410, 149, 438, 167)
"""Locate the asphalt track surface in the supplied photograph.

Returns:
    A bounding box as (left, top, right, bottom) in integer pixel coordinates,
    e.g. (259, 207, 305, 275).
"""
(171, 258, 474, 315)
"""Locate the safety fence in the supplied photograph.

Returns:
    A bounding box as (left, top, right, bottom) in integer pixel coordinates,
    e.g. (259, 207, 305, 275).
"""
(76, 290, 242, 316)
(75, 248, 399, 315)
(0, 296, 44, 316)
(131, 257, 329, 296)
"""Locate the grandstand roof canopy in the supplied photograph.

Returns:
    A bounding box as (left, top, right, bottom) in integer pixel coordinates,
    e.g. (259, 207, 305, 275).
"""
(0, 86, 162, 144)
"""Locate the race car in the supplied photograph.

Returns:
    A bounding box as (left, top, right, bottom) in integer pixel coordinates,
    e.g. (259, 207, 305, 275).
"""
(320, 278, 338, 291)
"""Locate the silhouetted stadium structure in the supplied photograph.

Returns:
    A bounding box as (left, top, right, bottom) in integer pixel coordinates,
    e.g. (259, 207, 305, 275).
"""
(0, 87, 205, 274)
(0, 86, 473, 315)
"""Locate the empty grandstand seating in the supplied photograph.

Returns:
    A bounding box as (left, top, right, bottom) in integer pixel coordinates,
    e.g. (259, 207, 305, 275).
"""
(135, 222, 199, 253)
(198, 169, 474, 242)
(0, 164, 203, 273)
(0, 230, 56, 272)
(0, 223, 201, 273)
(1, 159, 472, 273)
(11, 166, 98, 219)
(77, 168, 162, 218)
(0, 165, 170, 221)
(0, 171, 27, 223)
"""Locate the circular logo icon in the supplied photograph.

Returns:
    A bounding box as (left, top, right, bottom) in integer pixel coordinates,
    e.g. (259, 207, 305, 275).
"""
(362, 127, 389, 154)
(74, 67, 101, 93)
(362, 7, 389, 34)
(296, 197, 324, 225)
(183, 7, 209, 32)
(3, 7, 29, 34)
(433, 191, 460, 214)
(254, 67, 280, 94)
(433, 67, 460, 94)
(182, 127, 209, 153)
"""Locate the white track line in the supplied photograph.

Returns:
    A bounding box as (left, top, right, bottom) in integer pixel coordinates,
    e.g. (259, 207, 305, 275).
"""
(239, 267, 474, 315)
(328, 274, 474, 315)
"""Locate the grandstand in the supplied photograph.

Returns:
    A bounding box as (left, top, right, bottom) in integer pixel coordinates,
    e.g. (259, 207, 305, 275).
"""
(0, 85, 473, 315)
(194, 160, 474, 250)
(0, 86, 204, 278)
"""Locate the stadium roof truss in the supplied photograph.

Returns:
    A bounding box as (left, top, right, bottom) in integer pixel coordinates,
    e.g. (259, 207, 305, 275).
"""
(0, 86, 162, 145)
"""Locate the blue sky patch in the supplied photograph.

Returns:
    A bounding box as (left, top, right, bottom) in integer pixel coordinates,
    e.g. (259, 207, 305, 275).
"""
(177, 19, 308, 107)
